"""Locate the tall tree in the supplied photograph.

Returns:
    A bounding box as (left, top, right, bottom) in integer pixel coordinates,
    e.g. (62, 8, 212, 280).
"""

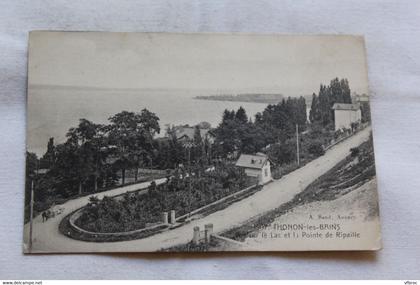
(40, 137, 56, 169)
(235, 106, 248, 123)
(215, 107, 267, 156)
(108, 111, 139, 185)
(134, 109, 160, 176)
(108, 109, 160, 184)
(166, 125, 184, 168)
(318, 84, 332, 126)
(65, 119, 106, 194)
(340, 78, 352, 103)
(137, 108, 160, 137)
(222, 109, 235, 122)
(193, 125, 204, 163)
(311, 78, 353, 127)
(309, 93, 321, 123)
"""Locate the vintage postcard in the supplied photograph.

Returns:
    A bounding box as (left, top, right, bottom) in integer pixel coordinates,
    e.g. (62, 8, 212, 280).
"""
(24, 32, 381, 253)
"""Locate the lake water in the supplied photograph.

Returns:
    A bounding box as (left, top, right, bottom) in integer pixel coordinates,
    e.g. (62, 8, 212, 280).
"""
(27, 85, 269, 156)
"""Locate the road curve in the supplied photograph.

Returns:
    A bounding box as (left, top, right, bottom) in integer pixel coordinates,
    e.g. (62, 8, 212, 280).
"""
(23, 127, 372, 253)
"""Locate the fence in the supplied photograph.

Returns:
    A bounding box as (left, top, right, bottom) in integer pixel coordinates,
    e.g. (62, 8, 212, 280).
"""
(191, 224, 245, 249)
(137, 168, 171, 175)
(324, 122, 370, 151)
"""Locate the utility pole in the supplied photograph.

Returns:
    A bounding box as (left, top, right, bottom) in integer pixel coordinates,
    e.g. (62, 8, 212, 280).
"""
(28, 179, 34, 252)
(29, 159, 39, 253)
(29, 159, 41, 252)
(296, 123, 300, 166)
(187, 144, 191, 217)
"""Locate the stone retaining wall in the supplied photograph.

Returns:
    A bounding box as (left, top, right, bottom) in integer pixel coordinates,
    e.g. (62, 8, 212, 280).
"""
(68, 208, 167, 237)
(175, 183, 258, 222)
(211, 234, 245, 249)
(67, 183, 258, 239)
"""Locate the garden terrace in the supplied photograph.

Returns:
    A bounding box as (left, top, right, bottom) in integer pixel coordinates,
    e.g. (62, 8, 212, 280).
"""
(73, 164, 256, 234)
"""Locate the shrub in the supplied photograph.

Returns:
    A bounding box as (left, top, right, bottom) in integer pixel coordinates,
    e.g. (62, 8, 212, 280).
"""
(350, 147, 360, 157)
(308, 142, 325, 157)
(267, 142, 295, 165)
(75, 163, 256, 233)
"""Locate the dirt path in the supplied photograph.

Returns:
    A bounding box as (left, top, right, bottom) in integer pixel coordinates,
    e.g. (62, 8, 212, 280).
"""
(23, 127, 372, 253)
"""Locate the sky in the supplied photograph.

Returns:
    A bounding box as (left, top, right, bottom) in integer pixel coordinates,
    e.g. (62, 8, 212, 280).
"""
(28, 32, 370, 96)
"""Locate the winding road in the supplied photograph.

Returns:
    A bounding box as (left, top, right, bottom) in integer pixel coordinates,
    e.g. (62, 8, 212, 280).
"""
(23, 126, 372, 253)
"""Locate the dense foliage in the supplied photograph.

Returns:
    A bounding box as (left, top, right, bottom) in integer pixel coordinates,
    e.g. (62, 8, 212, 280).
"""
(25, 77, 366, 224)
(76, 164, 255, 232)
(213, 97, 306, 158)
(309, 78, 352, 127)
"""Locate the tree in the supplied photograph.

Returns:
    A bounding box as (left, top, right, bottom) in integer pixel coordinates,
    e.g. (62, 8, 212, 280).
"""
(318, 84, 332, 126)
(65, 119, 107, 194)
(40, 138, 56, 169)
(108, 109, 160, 185)
(256, 97, 306, 142)
(308, 142, 325, 157)
(215, 107, 268, 157)
(310, 78, 353, 127)
(134, 109, 160, 176)
(193, 126, 204, 163)
(107, 111, 139, 185)
(267, 142, 295, 165)
(235, 106, 248, 123)
(169, 126, 184, 167)
(90, 126, 111, 191)
(360, 101, 371, 123)
(350, 147, 360, 157)
(51, 141, 84, 196)
(26, 152, 38, 178)
(238, 122, 266, 154)
(309, 93, 321, 123)
(222, 109, 235, 122)
(254, 112, 263, 124)
(215, 109, 242, 156)
(340, 78, 352, 103)
(137, 108, 160, 137)
(197, 121, 211, 129)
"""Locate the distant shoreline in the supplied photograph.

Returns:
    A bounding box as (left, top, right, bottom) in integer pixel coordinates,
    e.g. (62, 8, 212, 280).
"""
(194, 94, 284, 104)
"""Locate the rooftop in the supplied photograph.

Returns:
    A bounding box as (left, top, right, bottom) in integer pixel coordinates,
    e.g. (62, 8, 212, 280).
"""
(332, 103, 360, 111)
(173, 126, 214, 141)
(235, 153, 269, 169)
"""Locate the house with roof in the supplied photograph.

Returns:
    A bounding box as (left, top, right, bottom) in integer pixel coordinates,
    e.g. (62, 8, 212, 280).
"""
(332, 103, 361, 131)
(235, 153, 273, 185)
(353, 93, 369, 103)
(172, 125, 215, 144)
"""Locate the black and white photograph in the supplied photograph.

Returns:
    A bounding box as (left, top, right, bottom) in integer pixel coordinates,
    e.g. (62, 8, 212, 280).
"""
(23, 32, 381, 253)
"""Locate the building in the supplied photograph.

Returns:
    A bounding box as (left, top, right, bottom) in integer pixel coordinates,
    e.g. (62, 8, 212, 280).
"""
(354, 93, 369, 103)
(332, 103, 362, 131)
(172, 126, 215, 144)
(235, 153, 273, 185)
(353, 93, 371, 123)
